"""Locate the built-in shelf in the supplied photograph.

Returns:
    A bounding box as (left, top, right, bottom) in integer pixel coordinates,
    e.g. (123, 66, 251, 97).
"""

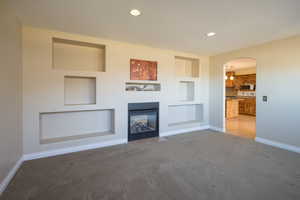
(175, 56, 199, 78)
(179, 81, 194, 101)
(168, 120, 202, 127)
(41, 131, 113, 144)
(168, 104, 203, 127)
(40, 109, 114, 144)
(64, 76, 96, 105)
(125, 82, 161, 91)
(52, 38, 105, 72)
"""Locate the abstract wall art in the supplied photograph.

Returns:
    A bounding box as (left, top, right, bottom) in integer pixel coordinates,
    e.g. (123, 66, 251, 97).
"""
(130, 59, 157, 81)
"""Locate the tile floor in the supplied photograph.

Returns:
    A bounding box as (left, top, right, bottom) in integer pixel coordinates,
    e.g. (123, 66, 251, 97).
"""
(226, 115, 256, 139)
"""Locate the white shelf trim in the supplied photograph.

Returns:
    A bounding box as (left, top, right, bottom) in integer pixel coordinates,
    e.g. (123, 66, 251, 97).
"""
(160, 125, 210, 137)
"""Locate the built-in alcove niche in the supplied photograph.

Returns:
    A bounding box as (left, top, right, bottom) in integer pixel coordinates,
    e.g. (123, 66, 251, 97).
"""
(125, 82, 161, 91)
(40, 109, 115, 144)
(168, 104, 203, 126)
(64, 76, 96, 105)
(52, 38, 105, 72)
(175, 56, 199, 78)
(179, 81, 195, 101)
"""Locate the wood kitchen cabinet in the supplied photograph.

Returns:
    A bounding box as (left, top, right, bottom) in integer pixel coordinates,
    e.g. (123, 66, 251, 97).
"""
(226, 99, 239, 118)
(239, 98, 256, 116)
(234, 74, 256, 90)
(226, 72, 235, 87)
(225, 73, 256, 89)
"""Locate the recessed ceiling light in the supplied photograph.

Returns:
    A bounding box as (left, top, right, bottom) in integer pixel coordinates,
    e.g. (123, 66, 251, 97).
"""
(130, 9, 141, 16)
(207, 32, 216, 37)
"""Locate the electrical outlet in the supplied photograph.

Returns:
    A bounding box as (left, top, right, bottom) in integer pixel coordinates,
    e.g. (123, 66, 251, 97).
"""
(263, 96, 268, 102)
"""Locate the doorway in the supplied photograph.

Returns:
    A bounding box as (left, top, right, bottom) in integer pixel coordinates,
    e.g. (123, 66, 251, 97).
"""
(223, 58, 256, 139)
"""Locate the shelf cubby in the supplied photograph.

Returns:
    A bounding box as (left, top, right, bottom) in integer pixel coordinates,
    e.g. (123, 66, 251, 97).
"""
(52, 38, 105, 72)
(179, 81, 195, 101)
(125, 82, 161, 91)
(175, 56, 199, 78)
(168, 104, 203, 126)
(64, 76, 96, 105)
(40, 109, 114, 144)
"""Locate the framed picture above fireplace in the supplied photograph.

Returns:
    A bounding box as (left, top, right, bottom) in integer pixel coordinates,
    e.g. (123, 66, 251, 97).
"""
(130, 59, 157, 81)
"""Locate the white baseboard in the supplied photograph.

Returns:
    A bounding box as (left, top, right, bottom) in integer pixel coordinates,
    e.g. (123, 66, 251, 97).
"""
(0, 157, 24, 195)
(255, 137, 300, 154)
(160, 125, 210, 137)
(209, 126, 225, 133)
(23, 139, 127, 161)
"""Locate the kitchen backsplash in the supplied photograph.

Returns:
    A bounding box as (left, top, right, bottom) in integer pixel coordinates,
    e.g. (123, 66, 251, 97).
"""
(226, 87, 238, 96)
(238, 90, 256, 96)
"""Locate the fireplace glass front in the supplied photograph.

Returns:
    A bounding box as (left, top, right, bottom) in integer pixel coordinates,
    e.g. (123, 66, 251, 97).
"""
(128, 102, 159, 141)
(130, 110, 157, 134)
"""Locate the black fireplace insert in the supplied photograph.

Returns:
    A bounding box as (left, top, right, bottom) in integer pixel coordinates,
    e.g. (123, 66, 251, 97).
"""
(128, 102, 159, 141)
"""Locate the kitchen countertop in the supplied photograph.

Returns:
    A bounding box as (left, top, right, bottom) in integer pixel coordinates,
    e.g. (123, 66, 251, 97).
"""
(226, 96, 256, 100)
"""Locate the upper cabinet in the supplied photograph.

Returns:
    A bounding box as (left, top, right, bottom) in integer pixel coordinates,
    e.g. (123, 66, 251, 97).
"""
(226, 71, 235, 87)
(234, 74, 256, 90)
(226, 72, 256, 89)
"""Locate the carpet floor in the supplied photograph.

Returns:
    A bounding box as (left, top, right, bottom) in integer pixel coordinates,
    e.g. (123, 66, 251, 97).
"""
(1, 130, 300, 200)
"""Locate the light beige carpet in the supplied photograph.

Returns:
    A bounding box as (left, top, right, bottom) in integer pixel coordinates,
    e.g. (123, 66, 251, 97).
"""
(1, 130, 299, 200)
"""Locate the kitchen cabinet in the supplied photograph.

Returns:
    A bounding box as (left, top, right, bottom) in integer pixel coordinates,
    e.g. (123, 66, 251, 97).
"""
(234, 74, 256, 90)
(225, 73, 256, 89)
(239, 98, 256, 116)
(226, 72, 235, 88)
(226, 99, 239, 118)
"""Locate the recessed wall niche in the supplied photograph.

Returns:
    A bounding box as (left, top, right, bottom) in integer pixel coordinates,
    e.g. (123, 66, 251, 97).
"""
(40, 109, 114, 144)
(168, 104, 203, 126)
(52, 38, 105, 72)
(175, 56, 199, 78)
(179, 81, 195, 101)
(64, 76, 96, 105)
(125, 82, 161, 91)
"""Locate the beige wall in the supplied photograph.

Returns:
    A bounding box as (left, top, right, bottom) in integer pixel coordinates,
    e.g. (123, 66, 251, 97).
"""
(0, 1, 23, 185)
(210, 35, 300, 147)
(22, 26, 210, 155)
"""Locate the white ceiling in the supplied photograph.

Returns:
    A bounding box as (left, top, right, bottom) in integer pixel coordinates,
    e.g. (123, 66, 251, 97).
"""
(7, 0, 300, 55)
(225, 58, 257, 71)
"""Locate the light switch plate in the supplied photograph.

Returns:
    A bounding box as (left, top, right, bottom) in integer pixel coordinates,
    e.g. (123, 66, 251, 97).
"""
(263, 96, 268, 102)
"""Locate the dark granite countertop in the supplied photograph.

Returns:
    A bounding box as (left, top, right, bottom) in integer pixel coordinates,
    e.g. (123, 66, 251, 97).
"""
(226, 96, 256, 100)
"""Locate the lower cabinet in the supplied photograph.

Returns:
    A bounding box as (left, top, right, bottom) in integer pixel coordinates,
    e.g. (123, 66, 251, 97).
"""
(226, 99, 239, 118)
(239, 98, 256, 116)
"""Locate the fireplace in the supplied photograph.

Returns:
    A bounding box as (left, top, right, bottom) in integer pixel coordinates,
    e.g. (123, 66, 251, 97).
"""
(128, 102, 159, 141)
